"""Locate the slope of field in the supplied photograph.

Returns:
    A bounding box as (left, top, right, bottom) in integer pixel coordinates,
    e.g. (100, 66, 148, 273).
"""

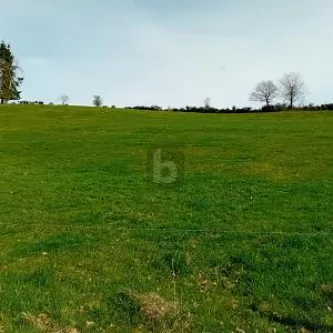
(0, 105, 332, 332)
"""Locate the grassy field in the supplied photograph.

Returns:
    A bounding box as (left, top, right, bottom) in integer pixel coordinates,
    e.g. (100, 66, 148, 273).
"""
(0, 105, 332, 332)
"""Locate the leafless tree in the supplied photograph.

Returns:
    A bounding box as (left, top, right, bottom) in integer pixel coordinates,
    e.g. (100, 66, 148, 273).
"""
(250, 80, 278, 106)
(279, 72, 306, 108)
(204, 97, 211, 109)
(59, 94, 69, 105)
(93, 95, 103, 107)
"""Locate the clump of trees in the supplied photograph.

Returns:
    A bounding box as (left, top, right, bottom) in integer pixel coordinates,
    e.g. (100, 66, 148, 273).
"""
(0, 41, 23, 104)
(250, 72, 306, 109)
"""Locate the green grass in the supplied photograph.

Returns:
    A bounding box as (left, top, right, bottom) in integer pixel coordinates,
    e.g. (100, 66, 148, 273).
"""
(0, 105, 332, 332)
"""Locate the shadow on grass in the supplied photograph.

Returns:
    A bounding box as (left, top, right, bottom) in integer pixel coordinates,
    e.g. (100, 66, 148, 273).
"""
(10, 233, 99, 257)
(251, 304, 333, 332)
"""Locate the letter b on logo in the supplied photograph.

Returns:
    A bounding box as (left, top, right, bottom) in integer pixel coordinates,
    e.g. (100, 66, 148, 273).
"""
(148, 146, 184, 186)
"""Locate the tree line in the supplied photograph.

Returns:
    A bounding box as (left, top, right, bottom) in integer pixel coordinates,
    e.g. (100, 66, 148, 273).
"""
(126, 103, 333, 113)
(1, 40, 332, 113)
(126, 73, 313, 113)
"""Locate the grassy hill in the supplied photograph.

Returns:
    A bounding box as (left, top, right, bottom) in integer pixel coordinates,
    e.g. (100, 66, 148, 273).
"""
(0, 105, 332, 332)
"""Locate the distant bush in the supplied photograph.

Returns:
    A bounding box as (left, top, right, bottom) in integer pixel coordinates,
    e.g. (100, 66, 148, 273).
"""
(299, 103, 333, 111)
(127, 105, 163, 111)
(19, 100, 44, 105)
(151, 105, 162, 111)
(262, 105, 281, 112)
(325, 104, 333, 111)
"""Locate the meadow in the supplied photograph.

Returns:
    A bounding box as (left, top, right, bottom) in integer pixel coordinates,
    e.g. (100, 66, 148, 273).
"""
(0, 105, 332, 332)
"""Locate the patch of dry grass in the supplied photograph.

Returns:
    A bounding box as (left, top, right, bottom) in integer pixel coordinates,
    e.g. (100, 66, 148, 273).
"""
(128, 292, 191, 333)
(22, 313, 79, 333)
(131, 292, 179, 320)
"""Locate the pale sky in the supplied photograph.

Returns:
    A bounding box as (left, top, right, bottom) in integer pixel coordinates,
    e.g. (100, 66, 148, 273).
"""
(1, 0, 332, 108)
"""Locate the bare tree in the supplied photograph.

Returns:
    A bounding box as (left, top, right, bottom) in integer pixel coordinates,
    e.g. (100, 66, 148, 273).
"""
(59, 94, 69, 105)
(93, 95, 103, 107)
(204, 97, 211, 109)
(250, 80, 278, 106)
(279, 72, 306, 108)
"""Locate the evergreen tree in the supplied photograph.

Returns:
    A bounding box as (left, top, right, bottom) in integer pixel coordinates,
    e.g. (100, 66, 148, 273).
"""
(0, 41, 24, 104)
